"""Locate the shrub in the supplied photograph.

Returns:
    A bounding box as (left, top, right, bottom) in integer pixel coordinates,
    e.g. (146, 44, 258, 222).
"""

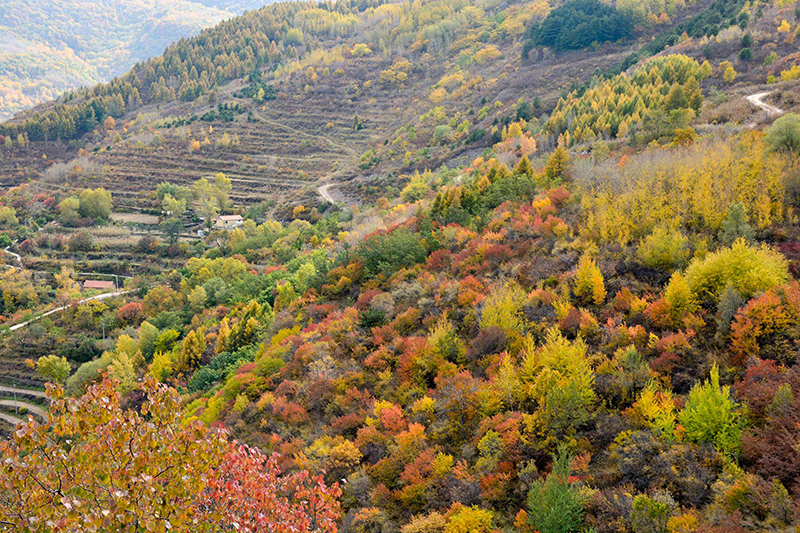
(684, 239, 789, 304)
(765, 113, 800, 152)
(679, 364, 744, 458)
(638, 225, 690, 270)
(358, 227, 427, 277)
(445, 505, 493, 533)
(631, 492, 677, 533)
(68, 231, 95, 252)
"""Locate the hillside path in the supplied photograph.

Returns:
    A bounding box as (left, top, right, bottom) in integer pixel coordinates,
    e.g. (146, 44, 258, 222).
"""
(0, 399, 46, 418)
(0, 411, 26, 427)
(746, 91, 784, 117)
(0, 385, 47, 399)
(5, 290, 133, 333)
(317, 183, 338, 203)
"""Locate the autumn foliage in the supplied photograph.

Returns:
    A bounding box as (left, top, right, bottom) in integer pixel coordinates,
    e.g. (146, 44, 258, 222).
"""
(0, 377, 341, 532)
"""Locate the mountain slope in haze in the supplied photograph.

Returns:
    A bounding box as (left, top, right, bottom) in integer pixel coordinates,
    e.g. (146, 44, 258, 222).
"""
(0, 0, 277, 120)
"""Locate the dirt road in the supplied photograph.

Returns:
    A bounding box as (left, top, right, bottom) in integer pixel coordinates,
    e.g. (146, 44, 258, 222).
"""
(746, 91, 784, 117)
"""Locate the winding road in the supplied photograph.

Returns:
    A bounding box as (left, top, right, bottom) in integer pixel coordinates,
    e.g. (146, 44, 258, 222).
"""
(746, 91, 784, 117)
(317, 183, 339, 204)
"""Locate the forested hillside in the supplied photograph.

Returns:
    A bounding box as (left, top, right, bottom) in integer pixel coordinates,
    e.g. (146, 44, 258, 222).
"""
(2, 0, 800, 530)
(0, 0, 278, 120)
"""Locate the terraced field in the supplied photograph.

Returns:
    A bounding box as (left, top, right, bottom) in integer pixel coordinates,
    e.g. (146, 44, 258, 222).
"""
(0, 385, 49, 437)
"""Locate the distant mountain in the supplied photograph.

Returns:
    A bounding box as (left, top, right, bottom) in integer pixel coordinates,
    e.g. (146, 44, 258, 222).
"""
(0, 0, 277, 120)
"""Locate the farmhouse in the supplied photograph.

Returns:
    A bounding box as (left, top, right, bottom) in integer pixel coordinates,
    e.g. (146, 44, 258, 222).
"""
(215, 215, 244, 229)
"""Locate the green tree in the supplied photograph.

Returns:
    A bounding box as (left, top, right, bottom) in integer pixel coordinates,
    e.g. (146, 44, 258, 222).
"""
(162, 194, 187, 217)
(58, 196, 81, 226)
(193, 173, 232, 223)
(401, 173, 429, 203)
(527, 445, 586, 533)
(718, 203, 755, 246)
(160, 217, 184, 246)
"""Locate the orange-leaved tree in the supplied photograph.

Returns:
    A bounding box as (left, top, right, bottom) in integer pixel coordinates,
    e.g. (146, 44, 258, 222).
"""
(0, 376, 341, 532)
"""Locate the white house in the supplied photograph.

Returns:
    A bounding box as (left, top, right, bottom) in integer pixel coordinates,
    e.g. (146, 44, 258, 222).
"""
(214, 215, 244, 229)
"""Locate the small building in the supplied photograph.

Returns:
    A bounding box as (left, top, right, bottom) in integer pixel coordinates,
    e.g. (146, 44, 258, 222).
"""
(84, 280, 115, 291)
(215, 215, 244, 229)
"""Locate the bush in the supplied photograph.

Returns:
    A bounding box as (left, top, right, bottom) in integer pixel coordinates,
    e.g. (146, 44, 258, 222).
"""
(638, 226, 690, 270)
(68, 231, 95, 252)
(684, 239, 789, 304)
(631, 492, 677, 533)
(679, 364, 744, 458)
(765, 113, 800, 152)
(358, 227, 427, 277)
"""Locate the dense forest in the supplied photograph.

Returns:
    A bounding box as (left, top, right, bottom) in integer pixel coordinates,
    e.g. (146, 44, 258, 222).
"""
(2, 0, 800, 530)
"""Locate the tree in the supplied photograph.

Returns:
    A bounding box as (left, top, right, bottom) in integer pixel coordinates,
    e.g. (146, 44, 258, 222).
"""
(543, 145, 570, 182)
(162, 194, 187, 217)
(58, 196, 81, 226)
(574, 254, 606, 305)
(193, 174, 232, 222)
(679, 364, 743, 458)
(117, 302, 144, 323)
(143, 286, 186, 317)
(527, 445, 586, 533)
(765, 113, 800, 152)
(718, 203, 754, 246)
(78, 188, 112, 220)
(638, 225, 689, 270)
(160, 217, 184, 246)
(0, 377, 342, 532)
(178, 328, 207, 373)
(723, 65, 737, 83)
(738, 48, 752, 61)
(529, 0, 634, 50)
(36, 355, 70, 384)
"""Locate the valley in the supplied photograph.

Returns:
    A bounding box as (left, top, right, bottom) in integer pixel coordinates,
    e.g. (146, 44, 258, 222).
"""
(1, 0, 800, 530)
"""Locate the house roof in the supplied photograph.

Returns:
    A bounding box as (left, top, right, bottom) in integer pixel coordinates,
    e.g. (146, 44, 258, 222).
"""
(218, 215, 243, 221)
(83, 280, 115, 289)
